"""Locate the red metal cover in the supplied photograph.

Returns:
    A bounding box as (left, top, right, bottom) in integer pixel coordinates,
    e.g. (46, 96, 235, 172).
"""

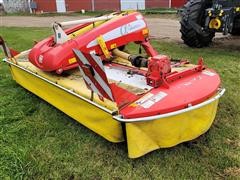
(28, 12, 149, 73)
(120, 69, 221, 119)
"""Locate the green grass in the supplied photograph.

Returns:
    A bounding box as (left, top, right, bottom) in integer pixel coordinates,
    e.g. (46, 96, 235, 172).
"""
(141, 8, 178, 15)
(2, 11, 112, 17)
(0, 27, 239, 179)
(3, 8, 178, 17)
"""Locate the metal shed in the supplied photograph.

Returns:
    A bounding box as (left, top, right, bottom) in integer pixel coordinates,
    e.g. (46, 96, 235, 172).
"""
(34, 0, 186, 13)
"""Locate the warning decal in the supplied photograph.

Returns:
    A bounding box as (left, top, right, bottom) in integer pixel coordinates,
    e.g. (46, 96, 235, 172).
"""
(202, 70, 216, 77)
(135, 92, 167, 109)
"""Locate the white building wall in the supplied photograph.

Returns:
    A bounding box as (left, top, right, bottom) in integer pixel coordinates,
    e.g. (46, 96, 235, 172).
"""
(3, 0, 29, 13)
(120, 0, 145, 10)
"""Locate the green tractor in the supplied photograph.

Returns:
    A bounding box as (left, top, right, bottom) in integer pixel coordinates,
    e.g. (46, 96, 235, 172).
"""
(180, 0, 240, 47)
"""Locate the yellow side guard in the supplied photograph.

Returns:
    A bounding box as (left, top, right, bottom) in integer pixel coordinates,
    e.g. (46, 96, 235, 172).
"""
(126, 99, 219, 158)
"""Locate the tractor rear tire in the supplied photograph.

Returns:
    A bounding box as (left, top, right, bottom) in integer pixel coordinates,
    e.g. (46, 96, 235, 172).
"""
(231, 15, 240, 35)
(180, 0, 215, 48)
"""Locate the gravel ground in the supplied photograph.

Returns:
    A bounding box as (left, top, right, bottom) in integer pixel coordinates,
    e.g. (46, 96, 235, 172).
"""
(1, 15, 240, 49)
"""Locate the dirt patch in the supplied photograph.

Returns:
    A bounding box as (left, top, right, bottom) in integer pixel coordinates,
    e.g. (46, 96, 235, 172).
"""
(212, 36, 240, 51)
(1, 15, 92, 27)
(224, 167, 240, 177)
(145, 14, 179, 19)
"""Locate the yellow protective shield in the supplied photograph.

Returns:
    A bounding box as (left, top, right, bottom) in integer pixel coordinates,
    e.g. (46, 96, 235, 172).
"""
(126, 99, 219, 158)
(9, 63, 124, 143)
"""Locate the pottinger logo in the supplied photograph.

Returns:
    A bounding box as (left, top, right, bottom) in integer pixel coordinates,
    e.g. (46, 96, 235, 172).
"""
(120, 20, 146, 35)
